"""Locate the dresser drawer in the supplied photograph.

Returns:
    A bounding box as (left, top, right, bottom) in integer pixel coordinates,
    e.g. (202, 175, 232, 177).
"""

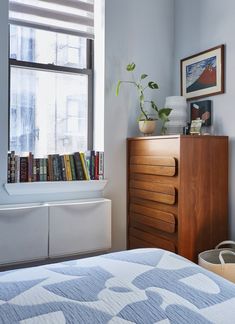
(130, 179, 176, 205)
(129, 228, 176, 252)
(130, 156, 176, 177)
(129, 138, 180, 158)
(129, 236, 158, 249)
(129, 203, 176, 233)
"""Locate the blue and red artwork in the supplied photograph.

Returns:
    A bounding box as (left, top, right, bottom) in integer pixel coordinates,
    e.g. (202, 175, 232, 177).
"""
(186, 56, 216, 93)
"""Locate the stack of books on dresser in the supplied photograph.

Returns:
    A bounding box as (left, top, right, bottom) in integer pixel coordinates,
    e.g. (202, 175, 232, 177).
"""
(7, 151, 104, 183)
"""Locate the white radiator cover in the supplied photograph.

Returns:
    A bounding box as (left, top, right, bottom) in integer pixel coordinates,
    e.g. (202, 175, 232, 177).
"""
(49, 199, 112, 257)
(0, 198, 111, 265)
(0, 204, 48, 264)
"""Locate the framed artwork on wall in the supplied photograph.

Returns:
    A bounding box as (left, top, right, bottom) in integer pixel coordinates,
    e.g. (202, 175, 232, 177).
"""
(190, 100, 212, 126)
(181, 45, 224, 100)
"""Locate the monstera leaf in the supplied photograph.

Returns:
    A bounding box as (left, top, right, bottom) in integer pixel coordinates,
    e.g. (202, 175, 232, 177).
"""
(126, 63, 136, 71)
(158, 108, 172, 122)
(148, 81, 159, 89)
(141, 74, 148, 80)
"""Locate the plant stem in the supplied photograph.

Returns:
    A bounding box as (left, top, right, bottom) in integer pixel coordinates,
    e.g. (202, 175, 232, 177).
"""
(140, 102, 148, 120)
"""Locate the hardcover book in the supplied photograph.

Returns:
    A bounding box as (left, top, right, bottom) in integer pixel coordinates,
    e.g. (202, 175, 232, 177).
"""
(74, 152, 86, 180)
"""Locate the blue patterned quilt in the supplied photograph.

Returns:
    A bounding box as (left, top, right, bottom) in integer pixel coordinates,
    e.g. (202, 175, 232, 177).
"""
(0, 248, 235, 323)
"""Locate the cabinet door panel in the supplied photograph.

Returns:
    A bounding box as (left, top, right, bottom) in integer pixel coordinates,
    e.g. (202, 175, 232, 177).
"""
(49, 199, 111, 257)
(0, 205, 48, 264)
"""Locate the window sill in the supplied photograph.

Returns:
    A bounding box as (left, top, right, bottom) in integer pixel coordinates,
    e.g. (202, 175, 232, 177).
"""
(4, 180, 108, 196)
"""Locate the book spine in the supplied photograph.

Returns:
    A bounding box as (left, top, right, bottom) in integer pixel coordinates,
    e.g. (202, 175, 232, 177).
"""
(10, 151, 16, 183)
(74, 152, 85, 180)
(28, 152, 33, 182)
(7, 152, 11, 183)
(98, 151, 104, 180)
(48, 155, 53, 181)
(44, 159, 48, 181)
(15, 155, 20, 183)
(52, 155, 56, 181)
(57, 155, 63, 181)
(90, 150, 95, 180)
(80, 152, 89, 180)
(32, 158, 37, 182)
(55, 154, 61, 181)
(85, 151, 91, 179)
(63, 155, 68, 181)
(20, 157, 28, 182)
(95, 152, 99, 180)
(60, 155, 66, 181)
(69, 155, 76, 180)
(39, 159, 44, 181)
(36, 158, 40, 181)
(65, 155, 72, 181)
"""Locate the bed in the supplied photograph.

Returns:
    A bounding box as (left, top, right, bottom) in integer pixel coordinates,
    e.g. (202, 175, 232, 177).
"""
(0, 248, 235, 323)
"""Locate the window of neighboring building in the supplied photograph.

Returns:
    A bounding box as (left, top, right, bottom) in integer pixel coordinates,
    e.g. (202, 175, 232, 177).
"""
(9, 0, 94, 156)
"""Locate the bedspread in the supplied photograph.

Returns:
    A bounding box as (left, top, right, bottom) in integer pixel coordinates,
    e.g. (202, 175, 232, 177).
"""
(0, 248, 235, 323)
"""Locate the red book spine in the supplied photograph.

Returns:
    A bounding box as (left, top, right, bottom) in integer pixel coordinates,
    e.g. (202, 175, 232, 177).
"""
(95, 152, 99, 180)
(28, 152, 33, 182)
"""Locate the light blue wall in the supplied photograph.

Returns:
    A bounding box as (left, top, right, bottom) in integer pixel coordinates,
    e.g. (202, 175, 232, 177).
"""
(173, 0, 235, 239)
(104, 0, 175, 250)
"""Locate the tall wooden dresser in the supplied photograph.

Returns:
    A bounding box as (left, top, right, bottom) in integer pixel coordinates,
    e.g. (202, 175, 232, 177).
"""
(127, 135, 228, 262)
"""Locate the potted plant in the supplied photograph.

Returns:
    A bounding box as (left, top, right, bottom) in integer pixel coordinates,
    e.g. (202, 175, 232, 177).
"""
(116, 62, 172, 135)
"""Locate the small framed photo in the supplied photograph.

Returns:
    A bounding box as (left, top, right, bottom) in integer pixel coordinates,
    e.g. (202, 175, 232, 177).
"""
(190, 119, 203, 135)
(181, 45, 224, 100)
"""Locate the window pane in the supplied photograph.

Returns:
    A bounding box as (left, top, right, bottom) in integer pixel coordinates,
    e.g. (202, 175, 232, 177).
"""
(10, 67, 88, 155)
(10, 25, 87, 68)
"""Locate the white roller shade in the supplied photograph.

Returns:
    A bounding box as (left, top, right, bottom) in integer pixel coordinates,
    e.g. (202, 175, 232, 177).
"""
(9, 0, 94, 39)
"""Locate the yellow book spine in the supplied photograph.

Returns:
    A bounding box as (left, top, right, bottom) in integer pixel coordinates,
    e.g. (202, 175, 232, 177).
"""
(65, 155, 72, 181)
(80, 152, 89, 180)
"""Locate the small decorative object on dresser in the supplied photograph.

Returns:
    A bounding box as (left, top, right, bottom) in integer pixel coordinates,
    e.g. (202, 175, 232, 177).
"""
(127, 135, 228, 262)
(116, 62, 172, 135)
(181, 45, 224, 100)
(190, 119, 203, 135)
(164, 96, 187, 134)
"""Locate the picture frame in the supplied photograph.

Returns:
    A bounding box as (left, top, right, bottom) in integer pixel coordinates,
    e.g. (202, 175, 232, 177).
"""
(181, 45, 224, 100)
(190, 119, 203, 135)
(190, 100, 212, 126)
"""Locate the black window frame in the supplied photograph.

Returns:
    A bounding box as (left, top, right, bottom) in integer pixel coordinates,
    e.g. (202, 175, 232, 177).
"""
(8, 24, 94, 153)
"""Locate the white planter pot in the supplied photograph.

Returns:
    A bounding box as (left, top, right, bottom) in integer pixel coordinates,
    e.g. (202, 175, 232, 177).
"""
(138, 120, 156, 135)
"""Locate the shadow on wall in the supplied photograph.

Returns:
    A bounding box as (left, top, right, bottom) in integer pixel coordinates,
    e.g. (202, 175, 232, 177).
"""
(228, 137, 235, 238)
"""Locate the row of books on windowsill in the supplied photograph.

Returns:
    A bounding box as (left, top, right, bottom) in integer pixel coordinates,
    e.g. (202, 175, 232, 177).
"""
(7, 151, 104, 183)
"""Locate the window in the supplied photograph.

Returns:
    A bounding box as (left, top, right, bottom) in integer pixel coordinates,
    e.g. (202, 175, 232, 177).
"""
(9, 0, 94, 156)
